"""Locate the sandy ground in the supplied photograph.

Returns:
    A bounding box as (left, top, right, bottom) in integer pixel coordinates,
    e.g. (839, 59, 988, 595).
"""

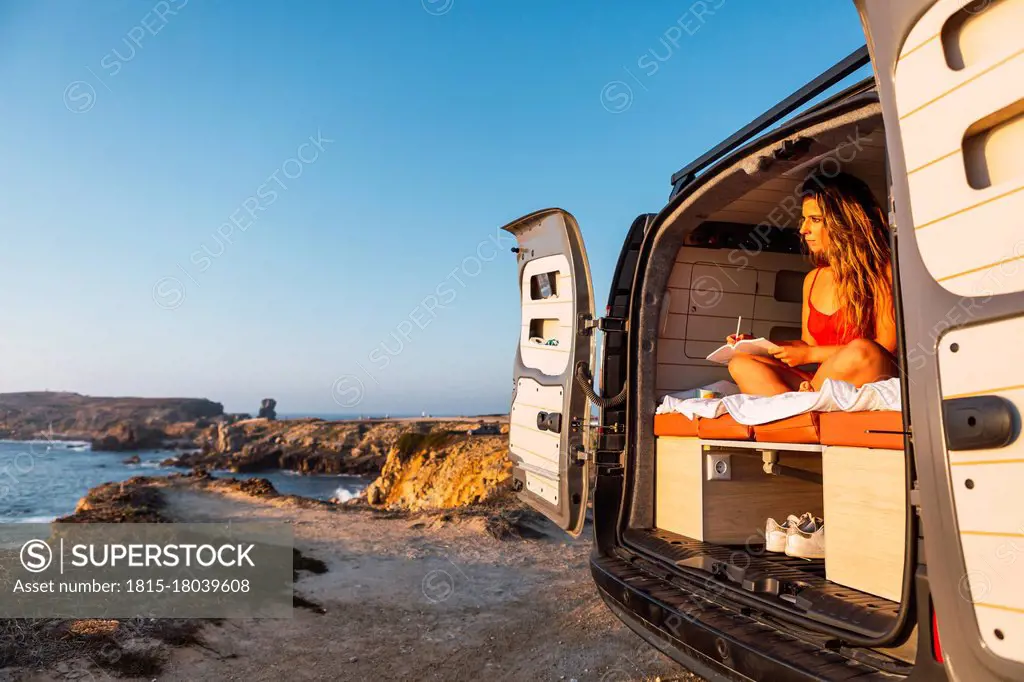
(16, 487, 702, 682)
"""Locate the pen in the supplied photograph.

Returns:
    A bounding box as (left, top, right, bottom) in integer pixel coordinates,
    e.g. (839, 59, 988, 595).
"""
(735, 316, 742, 340)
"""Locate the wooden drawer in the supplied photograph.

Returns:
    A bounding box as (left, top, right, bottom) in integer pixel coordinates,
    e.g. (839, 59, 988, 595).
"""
(823, 445, 907, 602)
(655, 437, 823, 544)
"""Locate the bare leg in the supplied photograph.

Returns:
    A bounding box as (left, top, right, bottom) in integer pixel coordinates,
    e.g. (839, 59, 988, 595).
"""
(809, 338, 897, 390)
(728, 354, 809, 396)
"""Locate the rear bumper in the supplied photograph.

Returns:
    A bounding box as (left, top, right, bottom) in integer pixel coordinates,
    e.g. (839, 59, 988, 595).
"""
(590, 553, 899, 682)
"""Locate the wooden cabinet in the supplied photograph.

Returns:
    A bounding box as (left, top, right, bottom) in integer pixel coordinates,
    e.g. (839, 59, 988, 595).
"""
(655, 437, 823, 545)
(822, 445, 907, 602)
(655, 437, 908, 604)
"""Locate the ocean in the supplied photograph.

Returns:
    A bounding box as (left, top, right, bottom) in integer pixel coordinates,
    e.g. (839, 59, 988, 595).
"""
(0, 440, 368, 524)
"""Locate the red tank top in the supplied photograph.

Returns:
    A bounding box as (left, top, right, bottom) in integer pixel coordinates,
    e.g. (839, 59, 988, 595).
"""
(807, 269, 861, 346)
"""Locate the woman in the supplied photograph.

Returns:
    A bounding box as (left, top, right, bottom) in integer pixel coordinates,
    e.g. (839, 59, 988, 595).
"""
(727, 172, 898, 396)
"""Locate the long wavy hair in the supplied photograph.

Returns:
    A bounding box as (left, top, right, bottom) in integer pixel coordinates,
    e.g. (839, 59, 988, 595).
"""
(799, 172, 893, 338)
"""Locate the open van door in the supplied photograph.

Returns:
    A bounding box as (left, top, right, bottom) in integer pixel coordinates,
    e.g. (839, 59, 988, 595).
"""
(502, 208, 595, 536)
(857, 1, 1024, 679)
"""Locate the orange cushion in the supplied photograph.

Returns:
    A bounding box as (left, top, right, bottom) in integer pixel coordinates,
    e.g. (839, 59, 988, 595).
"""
(754, 412, 821, 444)
(820, 411, 905, 450)
(696, 414, 754, 440)
(654, 413, 698, 437)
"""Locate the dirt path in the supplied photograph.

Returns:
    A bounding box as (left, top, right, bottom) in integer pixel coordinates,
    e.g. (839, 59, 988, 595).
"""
(139, 488, 698, 681)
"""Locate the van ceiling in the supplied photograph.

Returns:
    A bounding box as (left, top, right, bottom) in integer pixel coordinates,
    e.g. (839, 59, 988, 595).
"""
(705, 129, 888, 229)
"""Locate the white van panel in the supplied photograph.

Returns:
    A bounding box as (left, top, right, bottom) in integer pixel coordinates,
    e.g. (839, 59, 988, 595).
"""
(751, 296, 802, 322)
(681, 291, 756, 318)
(657, 247, 810, 395)
(940, 314, 1024, 663)
(509, 378, 563, 482)
(524, 471, 558, 506)
(706, 132, 890, 228)
(691, 263, 760, 293)
(656, 366, 731, 399)
(893, 0, 1024, 297)
(519, 256, 574, 376)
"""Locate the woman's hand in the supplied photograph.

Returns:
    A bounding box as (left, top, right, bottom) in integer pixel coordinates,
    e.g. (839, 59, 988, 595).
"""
(726, 333, 754, 345)
(771, 344, 812, 367)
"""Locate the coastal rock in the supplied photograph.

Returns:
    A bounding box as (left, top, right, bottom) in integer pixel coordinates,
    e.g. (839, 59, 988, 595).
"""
(61, 477, 166, 523)
(159, 417, 509, 479)
(364, 430, 511, 512)
(230, 444, 282, 473)
(216, 422, 247, 453)
(468, 422, 501, 436)
(91, 423, 167, 452)
(257, 398, 277, 420)
(0, 391, 223, 442)
(122, 455, 141, 465)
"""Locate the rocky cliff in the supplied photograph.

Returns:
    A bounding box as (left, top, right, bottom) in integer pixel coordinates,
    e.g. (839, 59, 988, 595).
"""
(167, 417, 509, 478)
(0, 392, 517, 511)
(0, 392, 224, 446)
(364, 430, 512, 511)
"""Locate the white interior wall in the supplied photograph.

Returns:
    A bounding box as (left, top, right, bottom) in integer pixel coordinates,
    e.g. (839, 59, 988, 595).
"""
(656, 248, 812, 397)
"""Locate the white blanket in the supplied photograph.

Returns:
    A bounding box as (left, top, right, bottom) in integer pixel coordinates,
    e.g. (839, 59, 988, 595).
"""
(656, 378, 901, 426)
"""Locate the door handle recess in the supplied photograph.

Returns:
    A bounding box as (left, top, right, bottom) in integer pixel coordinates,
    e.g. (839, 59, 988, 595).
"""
(536, 411, 562, 433)
(942, 396, 1018, 451)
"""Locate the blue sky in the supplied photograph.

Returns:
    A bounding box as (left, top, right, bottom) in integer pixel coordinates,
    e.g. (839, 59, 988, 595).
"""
(0, 1, 868, 415)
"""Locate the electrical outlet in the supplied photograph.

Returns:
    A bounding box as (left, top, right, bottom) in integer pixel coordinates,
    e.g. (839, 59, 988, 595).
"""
(706, 453, 732, 481)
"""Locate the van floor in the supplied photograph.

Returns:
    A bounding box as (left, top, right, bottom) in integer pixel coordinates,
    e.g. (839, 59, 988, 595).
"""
(624, 528, 899, 640)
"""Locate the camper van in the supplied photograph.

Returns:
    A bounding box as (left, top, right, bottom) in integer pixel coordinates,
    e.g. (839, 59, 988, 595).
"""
(502, 2, 1023, 680)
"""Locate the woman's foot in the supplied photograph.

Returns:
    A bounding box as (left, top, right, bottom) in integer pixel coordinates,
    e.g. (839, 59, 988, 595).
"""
(798, 381, 815, 392)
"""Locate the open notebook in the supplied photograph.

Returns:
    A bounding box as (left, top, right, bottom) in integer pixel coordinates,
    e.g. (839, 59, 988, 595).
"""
(705, 337, 781, 364)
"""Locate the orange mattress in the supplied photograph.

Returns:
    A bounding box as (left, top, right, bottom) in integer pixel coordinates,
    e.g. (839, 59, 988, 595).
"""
(653, 413, 698, 437)
(655, 410, 905, 450)
(753, 412, 820, 444)
(820, 411, 905, 450)
(696, 413, 754, 440)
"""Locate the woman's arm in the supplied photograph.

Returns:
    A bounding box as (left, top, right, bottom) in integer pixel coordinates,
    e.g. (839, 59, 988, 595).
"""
(873, 265, 898, 353)
(776, 342, 843, 366)
(803, 344, 843, 364)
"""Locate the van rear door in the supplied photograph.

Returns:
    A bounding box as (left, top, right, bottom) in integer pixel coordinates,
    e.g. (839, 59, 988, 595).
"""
(857, 1, 1024, 679)
(502, 209, 596, 536)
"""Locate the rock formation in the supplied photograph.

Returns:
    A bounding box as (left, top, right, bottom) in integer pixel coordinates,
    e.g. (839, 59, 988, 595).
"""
(257, 398, 277, 420)
(90, 423, 168, 452)
(365, 427, 511, 511)
(166, 418, 509, 481)
(0, 392, 223, 443)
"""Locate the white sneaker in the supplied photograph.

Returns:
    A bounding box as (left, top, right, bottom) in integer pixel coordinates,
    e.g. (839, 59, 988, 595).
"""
(765, 513, 810, 553)
(785, 514, 825, 559)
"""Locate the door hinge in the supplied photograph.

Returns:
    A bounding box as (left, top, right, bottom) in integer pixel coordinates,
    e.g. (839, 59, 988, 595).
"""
(580, 315, 628, 336)
(576, 447, 623, 468)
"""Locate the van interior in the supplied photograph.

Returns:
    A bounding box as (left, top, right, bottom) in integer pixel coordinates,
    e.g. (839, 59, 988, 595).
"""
(627, 98, 914, 651)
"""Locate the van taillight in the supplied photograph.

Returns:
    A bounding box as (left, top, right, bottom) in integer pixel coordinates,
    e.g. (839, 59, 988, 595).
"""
(932, 608, 944, 664)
